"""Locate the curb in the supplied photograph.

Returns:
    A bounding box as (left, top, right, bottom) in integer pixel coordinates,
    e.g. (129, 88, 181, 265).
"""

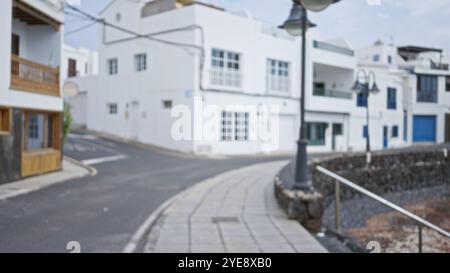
(122, 189, 190, 253)
(0, 158, 93, 202)
(64, 156, 98, 177)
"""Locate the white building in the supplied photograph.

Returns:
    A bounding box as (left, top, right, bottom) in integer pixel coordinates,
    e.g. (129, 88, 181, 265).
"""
(354, 40, 410, 151)
(397, 46, 450, 144)
(62, 44, 99, 79)
(356, 41, 450, 146)
(0, 0, 65, 184)
(62, 45, 99, 127)
(68, 0, 360, 155)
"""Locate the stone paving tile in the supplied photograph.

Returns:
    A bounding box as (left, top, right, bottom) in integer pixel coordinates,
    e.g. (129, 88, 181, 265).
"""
(145, 161, 327, 253)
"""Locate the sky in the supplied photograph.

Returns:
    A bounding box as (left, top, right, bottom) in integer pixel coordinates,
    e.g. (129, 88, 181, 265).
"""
(64, 0, 450, 53)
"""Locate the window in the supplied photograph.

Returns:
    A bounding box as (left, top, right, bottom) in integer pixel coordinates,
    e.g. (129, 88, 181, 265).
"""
(108, 58, 118, 75)
(373, 54, 380, 62)
(0, 108, 11, 134)
(68, 58, 77, 77)
(392, 125, 399, 138)
(306, 123, 327, 146)
(211, 49, 241, 87)
(387, 87, 397, 109)
(267, 59, 290, 93)
(107, 103, 118, 115)
(417, 75, 438, 102)
(387, 55, 393, 64)
(357, 92, 368, 107)
(162, 100, 172, 109)
(235, 112, 249, 141)
(23, 112, 60, 152)
(446, 76, 450, 92)
(220, 111, 249, 142)
(135, 53, 147, 72)
(363, 125, 368, 138)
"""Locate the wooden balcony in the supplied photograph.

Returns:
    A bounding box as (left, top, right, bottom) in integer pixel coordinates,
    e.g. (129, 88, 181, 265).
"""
(10, 54, 60, 97)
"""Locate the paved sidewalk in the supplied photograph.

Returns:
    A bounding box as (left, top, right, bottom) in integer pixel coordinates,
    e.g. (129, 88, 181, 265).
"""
(145, 161, 327, 253)
(0, 159, 90, 201)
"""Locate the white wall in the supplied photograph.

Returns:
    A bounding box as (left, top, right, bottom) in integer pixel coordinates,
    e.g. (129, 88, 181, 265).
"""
(62, 44, 99, 78)
(0, 0, 64, 112)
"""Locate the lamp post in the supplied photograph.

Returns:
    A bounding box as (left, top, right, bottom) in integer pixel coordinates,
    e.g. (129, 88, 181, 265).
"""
(280, 0, 340, 190)
(351, 69, 380, 162)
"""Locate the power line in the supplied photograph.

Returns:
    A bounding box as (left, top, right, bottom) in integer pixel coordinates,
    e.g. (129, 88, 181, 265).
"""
(65, 3, 203, 53)
(65, 21, 97, 36)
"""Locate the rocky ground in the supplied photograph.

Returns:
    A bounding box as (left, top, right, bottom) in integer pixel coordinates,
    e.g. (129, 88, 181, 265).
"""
(320, 184, 450, 253)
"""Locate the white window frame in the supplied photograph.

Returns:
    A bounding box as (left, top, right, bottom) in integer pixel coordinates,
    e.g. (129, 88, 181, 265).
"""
(210, 48, 242, 88)
(266, 59, 290, 93)
(107, 103, 118, 115)
(135, 53, 147, 72)
(220, 111, 249, 142)
(108, 58, 118, 75)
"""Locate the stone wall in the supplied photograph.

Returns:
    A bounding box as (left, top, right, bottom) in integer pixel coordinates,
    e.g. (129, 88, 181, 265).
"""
(0, 109, 22, 184)
(309, 151, 450, 208)
(274, 148, 450, 231)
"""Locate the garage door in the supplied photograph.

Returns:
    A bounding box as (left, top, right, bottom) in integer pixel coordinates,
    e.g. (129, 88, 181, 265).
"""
(278, 115, 297, 151)
(413, 115, 436, 142)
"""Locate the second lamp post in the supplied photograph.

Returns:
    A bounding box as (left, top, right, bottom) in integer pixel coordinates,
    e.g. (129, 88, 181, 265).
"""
(352, 68, 380, 161)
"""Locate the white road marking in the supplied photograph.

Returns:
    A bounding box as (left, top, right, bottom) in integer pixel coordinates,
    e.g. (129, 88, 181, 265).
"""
(81, 155, 128, 166)
(68, 133, 97, 140)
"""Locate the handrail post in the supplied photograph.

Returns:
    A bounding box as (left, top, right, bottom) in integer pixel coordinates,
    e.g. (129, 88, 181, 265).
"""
(418, 225, 423, 253)
(335, 180, 341, 233)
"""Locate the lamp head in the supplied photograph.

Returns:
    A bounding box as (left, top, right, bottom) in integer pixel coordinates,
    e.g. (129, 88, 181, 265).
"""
(300, 0, 341, 12)
(280, 2, 316, 37)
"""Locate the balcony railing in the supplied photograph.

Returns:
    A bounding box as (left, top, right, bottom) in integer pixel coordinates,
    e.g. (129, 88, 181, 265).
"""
(266, 75, 290, 93)
(430, 60, 449, 71)
(313, 87, 353, 100)
(417, 90, 438, 103)
(313, 40, 354, 56)
(10, 54, 60, 96)
(210, 69, 242, 88)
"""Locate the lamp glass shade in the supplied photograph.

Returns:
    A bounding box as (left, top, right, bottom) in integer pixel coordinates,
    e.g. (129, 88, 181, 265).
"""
(351, 80, 364, 93)
(280, 3, 316, 37)
(370, 82, 380, 93)
(300, 0, 334, 12)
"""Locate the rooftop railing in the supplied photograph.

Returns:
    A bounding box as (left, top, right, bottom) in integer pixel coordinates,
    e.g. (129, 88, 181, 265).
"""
(313, 40, 354, 56)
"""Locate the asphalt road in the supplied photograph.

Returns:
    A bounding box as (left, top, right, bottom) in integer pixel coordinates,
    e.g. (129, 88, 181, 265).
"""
(0, 132, 292, 253)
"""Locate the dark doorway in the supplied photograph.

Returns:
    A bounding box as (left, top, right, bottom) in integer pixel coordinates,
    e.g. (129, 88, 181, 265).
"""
(68, 59, 77, 78)
(446, 114, 450, 143)
(11, 33, 20, 55)
(332, 123, 343, 151)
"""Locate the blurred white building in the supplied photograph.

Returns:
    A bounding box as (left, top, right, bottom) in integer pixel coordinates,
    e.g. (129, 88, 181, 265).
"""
(67, 0, 450, 156)
(68, 0, 361, 155)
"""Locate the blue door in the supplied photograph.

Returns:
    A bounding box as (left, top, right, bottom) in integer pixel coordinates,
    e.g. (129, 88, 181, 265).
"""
(383, 126, 388, 149)
(413, 115, 436, 142)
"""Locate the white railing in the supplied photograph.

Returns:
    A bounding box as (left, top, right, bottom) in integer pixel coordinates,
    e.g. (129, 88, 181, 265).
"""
(209, 69, 242, 88)
(266, 75, 290, 93)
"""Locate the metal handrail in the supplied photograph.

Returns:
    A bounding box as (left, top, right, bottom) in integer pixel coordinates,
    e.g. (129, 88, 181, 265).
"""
(316, 165, 450, 252)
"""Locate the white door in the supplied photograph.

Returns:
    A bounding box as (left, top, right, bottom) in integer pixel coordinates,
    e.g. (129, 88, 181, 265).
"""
(130, 101, 140, 140)
(278, 115, 297, 152)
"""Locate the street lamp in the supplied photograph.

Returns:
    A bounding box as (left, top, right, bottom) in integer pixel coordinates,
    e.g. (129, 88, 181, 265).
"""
(280, 0, 341, 190)
(351, 69, 380, 162)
